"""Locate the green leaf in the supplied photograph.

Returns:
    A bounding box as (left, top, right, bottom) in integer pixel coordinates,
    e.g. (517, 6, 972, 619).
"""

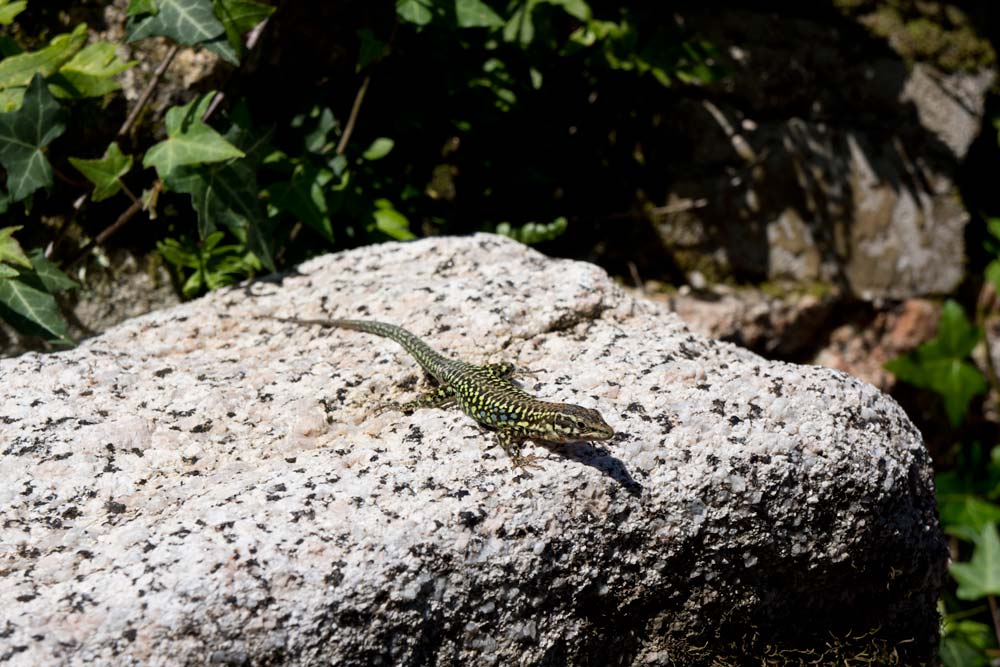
(0, 0, 27, 25)
(0, 23, 87, 93)
(987, 217, 1000, 243)
(503, 4, 534, 45)
(126, 0, 236, 63)
(547, 0, 591, 21)
(0, 263, 17, 279)
(0, 74, 67, 201)
(940, 618, 992, 667)
(455, 0, 503, 28)
(932, 360, 987, 427)
(950, 523, 1000, 600)
(0, 225, 31, 268)
(939, 495, 1000, 537)
(200, 33, 240, 65)
(361, 137, 394, 161)
(928, 300, 982, 359)
(357, 29, 385, 71)
(69, 142, 134, 202)
(213, 0, 274, 54)
(27, 250, 77, 293)
(267, 162, 334, 242)
(157, 231, 256, 298)
(0, 275, 71, 343)
(50, 42, 136, 99)
(164, 127, 275, 271)
(884, 300, 986, 426)
(396, 0, 434, 26)
(495, 217, 568, 244)
(297, 106, 336, 154)
(529, 66, 543, 89)
(372, 200, 415, 240)
(986, 259, 1000, 293)
(143, 92, 245, 179)
(127, 0, 158, 16)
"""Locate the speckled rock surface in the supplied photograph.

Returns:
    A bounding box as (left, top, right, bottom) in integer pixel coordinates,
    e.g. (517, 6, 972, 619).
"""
(0, 235, 945, 665)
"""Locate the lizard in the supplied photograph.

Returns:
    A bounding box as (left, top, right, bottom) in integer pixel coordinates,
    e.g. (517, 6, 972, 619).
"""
(261, 316, 615, 469)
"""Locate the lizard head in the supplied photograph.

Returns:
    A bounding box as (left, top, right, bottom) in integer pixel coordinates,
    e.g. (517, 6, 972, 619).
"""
(544, 403, 615, 443)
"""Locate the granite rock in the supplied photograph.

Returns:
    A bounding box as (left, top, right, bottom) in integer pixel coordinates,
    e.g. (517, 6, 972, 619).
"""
(650, 8, 994, 300)
(0, 235, 946, 665)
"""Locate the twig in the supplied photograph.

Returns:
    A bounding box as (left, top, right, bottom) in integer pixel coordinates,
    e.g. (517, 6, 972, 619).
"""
(52, 164, 90, 189)
(989, 595, 1000, 649)
(335, 74, 371, 156)
(67, 181, 162, 269)
(648, 199, 709, 215)
(701, 99, 756, 163)
(118, 44, 180, 139)
(975, 281, 1000, 397)
(626, 261, 644, 293)
(204, 19, 272, 121)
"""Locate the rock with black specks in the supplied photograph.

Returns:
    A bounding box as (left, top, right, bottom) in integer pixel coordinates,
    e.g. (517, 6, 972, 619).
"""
(0, 234, 945, 666)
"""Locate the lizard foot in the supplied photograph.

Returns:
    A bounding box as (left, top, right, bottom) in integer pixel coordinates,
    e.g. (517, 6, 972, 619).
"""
(511, 453, 544, 471)
(373, 401, 403, 416)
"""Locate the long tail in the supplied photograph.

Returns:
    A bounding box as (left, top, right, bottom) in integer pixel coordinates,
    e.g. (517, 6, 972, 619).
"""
(262, 316, 449, 376)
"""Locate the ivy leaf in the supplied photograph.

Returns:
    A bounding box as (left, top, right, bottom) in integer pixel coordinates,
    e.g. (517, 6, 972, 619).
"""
(986, 258, 1000, 293)
(940, 620, 992, 667)
(0, 23, 87, 95)
(126, 0, 237, 64)
(165, 128, 275, 271)
(27, 250, 77, 293)
(950, 523, 1000, 600)
(49, 42, 136, 99)
(357, 29, 386, 71)
(361, 137, 394, 161)
(372, 199, 415, 240)
(455, 0, 503, 28)
(939, 495, 1000, 541)
(0, 263, 17, 279)
(0, 0, 27, 25)
(213, 0, 275, 54)
(143, 92, 245, 179)
(0, 225, 31, 268)
(884, 300, 986, 427)
(0, 74, 67, 201)
(396, 0, 434, 26)
(924, 300, 982, 359)
(69, 142, 134, 202)
(0, 275, 71, 344)
(267, 162, 335, 242)
(127, 0, 158, 16)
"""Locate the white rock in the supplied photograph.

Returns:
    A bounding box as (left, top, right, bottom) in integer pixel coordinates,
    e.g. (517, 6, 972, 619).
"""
(0, 235, 944, 665)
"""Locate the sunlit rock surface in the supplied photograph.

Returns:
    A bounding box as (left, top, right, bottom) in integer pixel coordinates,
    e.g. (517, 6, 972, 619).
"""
(0, 235, 945, 665)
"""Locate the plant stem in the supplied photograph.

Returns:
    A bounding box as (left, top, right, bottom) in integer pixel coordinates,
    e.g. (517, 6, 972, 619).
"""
(989, 594, 1000, 648)
(67, 181, 162, 269)
(335, 74, 371, 156)
(118, 44, 180, 139)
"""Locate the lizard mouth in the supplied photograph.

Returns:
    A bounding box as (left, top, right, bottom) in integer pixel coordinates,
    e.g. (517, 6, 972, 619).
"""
(587, 424, 616, 441)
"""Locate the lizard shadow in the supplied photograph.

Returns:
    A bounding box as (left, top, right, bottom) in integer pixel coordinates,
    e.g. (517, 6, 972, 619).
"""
(540, 439, 643, 498)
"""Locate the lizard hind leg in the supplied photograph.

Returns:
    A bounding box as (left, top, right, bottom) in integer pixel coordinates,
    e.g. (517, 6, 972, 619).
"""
(481, 361, 516, 378)
(387, 384, 457, 415)
(481, 361, 538, 381)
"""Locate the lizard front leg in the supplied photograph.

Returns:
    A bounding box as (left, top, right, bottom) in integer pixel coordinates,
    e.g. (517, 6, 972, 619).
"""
(496, 430, 543, 470)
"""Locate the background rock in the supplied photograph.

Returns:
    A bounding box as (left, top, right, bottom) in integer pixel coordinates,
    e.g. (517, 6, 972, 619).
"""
(648, 6, 994, 301)
(0, 235, 946, 665)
